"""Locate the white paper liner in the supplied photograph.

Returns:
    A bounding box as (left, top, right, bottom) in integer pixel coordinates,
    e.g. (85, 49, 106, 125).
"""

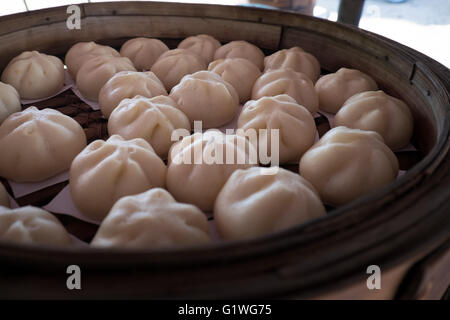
(395, 143, 417, 152)
(42, 185, 100, 225)
(208, 220, 221, 243)
(70, 86, 100, 110)
(20, 70, 75, 105)
(8, 170, 69, 198)
(397, 170, 407, 178)
(318, 110, 335, 127)
(7, 194, 19, 209)
(70, 234, 89, 247)
(314, 130, 320, 143)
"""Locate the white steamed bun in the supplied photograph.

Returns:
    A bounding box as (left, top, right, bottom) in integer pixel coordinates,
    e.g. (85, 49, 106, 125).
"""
(91, 188, 210, 249)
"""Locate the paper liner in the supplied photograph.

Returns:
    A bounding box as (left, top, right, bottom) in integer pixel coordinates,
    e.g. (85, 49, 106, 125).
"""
(8, 171, 69, 198)
(70, 86, 100, 110)
(318, 110, 335, 126)
(21, 70, 75, 105)
(394, 143, 417, 152)
(43, 185, 100, 225)
(70, 234, 89, 247)
(208, 220, 221, 243)
(397, 170, 407, 178)
(7, 194, 19, 209)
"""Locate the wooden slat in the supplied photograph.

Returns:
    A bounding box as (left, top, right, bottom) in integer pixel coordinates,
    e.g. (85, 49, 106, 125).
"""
(76, 15, 281, 49)
(396, 243, 450, 299)
(0, 15, 281, 71)
(0, 6, 82, 37)
(83, 1, 263, 22)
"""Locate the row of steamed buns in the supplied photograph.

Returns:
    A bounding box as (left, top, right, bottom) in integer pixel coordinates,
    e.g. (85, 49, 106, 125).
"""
(0, 35, 413, 149)
(0, 35, 414, 249)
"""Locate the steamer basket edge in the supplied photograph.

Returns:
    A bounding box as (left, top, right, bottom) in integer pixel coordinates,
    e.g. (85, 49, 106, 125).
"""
(0, 2, 448, 299)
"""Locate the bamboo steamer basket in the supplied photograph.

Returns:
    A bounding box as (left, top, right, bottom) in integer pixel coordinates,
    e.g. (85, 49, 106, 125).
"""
(0, 2, 448, 299)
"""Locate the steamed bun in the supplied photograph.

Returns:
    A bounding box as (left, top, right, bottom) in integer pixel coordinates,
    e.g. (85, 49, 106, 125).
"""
(120, 37, 169, 71)
(169, 71, 239, 128)
(108, 95, 191, 159)
(76, 55, 136, 101)
(91, 188, 210, 249)
(237, 95, 316, 164)
(0, 82, 21, 124)
(264, 47, 320, 83)
(299, 126, 399, 206)
(251, 68, 319, 114)
(214, 167, 326, 240)
(208, 58, 261, 103)
(1, 51, 64, 100)
(0, 107, 87, 182)
(65, 41, 120, 77)
(69, 135, 167, 221)
(151, 49, 207, 91)
(178, 34, 221, 64)
(167, 130, 257, 212)
(0, 183, 9, 208)
(0, 206, 72, 246)
(99, 71, 167, 118)
(214, 40, 265, 70)
(334, 90, 414, 149)
(315, 68, 378, 114)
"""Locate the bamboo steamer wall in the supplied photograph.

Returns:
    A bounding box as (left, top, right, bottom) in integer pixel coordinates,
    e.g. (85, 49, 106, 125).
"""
(0, 2, 448, 299)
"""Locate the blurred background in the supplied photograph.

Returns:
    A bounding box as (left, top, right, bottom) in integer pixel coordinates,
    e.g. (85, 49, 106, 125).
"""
(1, 0, 448, 67)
